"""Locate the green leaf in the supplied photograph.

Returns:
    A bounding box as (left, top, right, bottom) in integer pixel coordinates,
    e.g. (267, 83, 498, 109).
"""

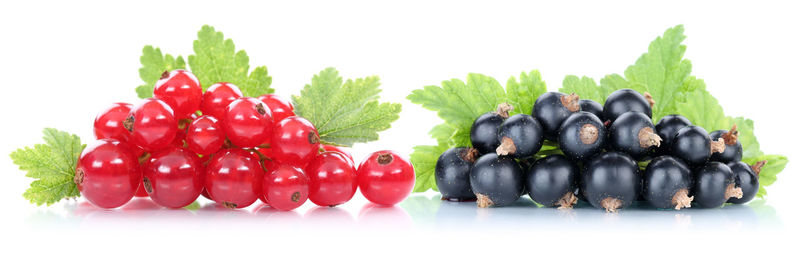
(506, 70, 547, 116)
(135, 46, 186, 98)
(293, 68, 401, 146)
(559, 75, 613, 104)
(410, 143, 449, 192)
(183, 201, 201, 211)
(188, 25, 273, 97)
(10, 128, 84, 206)
(742, 154, 788, 198)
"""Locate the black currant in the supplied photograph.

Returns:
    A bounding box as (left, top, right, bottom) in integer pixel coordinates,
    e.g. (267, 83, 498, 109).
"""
(558, 112, 606, 161)
(532, 92, 580, 141)
(655, 114, 691, 155)
(727, 161, 765, 204)
(602, 89, 654, 123)
(582, 152, 640, 212)
(496, 114, 544, 159)
(693, 161, 741, 208)
(672, 125, 726, 166)
(435, 147, 479, 201)
(470, 103, 512, 154)
(642, 156, 693, 210)
(469, 153, 524, 208)
(579, 99, 603, 119)
(710, 125, 743, 163)
(525, 155, 579, 208)
(609, 111, 662, 159)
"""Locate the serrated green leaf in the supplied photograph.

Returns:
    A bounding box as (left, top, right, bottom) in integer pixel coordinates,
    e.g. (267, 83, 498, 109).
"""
(674, 81, 728, 130)
(408, 74, 508, 130)
(560, 75, 614, 104)
(188, 25, 273, 96)
(136, 46, 186, 98)
(506, 70, 547, 115)
(11, 128, 84, 206)
(293, 68, 401, 146)
(742, 154, 788, 198)
(410, 143, 449, 193)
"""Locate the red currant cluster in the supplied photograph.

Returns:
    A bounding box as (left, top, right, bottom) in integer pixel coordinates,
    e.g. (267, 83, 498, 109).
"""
(78, 70, 415, 211)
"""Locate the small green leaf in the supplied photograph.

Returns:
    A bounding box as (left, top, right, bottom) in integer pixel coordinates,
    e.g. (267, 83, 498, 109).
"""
(410, 143, 449, 193)
(743, 154, 788, 198)
(560, 75, 613, 104)
(135, 46, 186, 98)
(506, 70, 547, 115)
(183, 201, 201, 211)
(11, 128, 84, 206)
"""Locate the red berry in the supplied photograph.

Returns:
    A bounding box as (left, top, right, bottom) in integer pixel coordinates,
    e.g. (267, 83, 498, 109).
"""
(134, 181, 149, 197)
(75, 139, 141, 208)
(200, 82, 242, 120)
(257, 158, 278, 204)
(186, 115, 225, 155)
(142, 147, 204, 208)
(262, 165, 309, 211)
(222, 97, 273, 148)
(153, 70, 202, 118)
(356, 150, 415, 206)
(257, 94, 295, 122)
(205, 149, 263, 208)
(125, 98, 177, 152)
(272, 116, 321, 166)
(321, 145, 354, 165)
(305, 152, 357, 207)
(94, 102, 133, 142)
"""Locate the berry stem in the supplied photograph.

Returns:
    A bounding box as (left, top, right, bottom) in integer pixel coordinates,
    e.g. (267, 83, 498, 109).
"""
(637, 127, 662, 148)
(600, 197, 622, 213)
(461, 148, 479, 163)
(579, 123, 599, 144)
(495, 103, 513, 118)
(476, 194, 494, 208)
(722, 124, 739, 145)
(750, 160, 768, 177)
(560, 93, 580, 112)
(710, 138, 726, 154)
(643, 92, 656, 108)
(671, 188, 693, 210)
(725, 183, 744, 199)
(495, 137, 517, 156)
(556, 192, 578, 209)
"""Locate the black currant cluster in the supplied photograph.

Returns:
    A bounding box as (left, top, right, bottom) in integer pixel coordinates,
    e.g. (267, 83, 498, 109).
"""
(434, 89, 764, 212)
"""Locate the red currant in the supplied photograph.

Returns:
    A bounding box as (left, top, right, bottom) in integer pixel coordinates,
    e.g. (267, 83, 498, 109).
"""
(205, 148, 263, 208)
(321, 145, 354, 165)
(305, 152, 357, 207)
(262, 164, 309, 211)
(142, 146, 204, 208)
(257, 158, 278, 204)
(186, 115, 225, 155)
(200, 82, 242, 120)
(94, 102, 133, 142)
(134, 181, 149, 197)
(75, 139, 141, 208)
(356, 150, 415, 206)
(257, 94, 295, 122)
(125, 98, 177, 152)
(272, 116, 321, 166)
(222, 97, 273, 148)
(153, 70, 202, 118)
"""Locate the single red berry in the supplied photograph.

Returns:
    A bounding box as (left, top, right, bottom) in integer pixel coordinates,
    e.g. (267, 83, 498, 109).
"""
(272, 116, 320, 166)
(205, 148, 264, 208)
(262, 165, 309, 211)
(75, 139, 141, 208)
(94, 102, 133, 142)
(153, 70, 202, 118)
(257, 94, 295, 122)
(305, 152, 357, 207)
(222, 97, 273, 148)
(200, 82, 243, 120)
(186, 115, 225, 155)
(356, 150, 415, 206)
(125, 98, 178, 152)
(142, 147, 204, 208)
(321, 145, 354, 165)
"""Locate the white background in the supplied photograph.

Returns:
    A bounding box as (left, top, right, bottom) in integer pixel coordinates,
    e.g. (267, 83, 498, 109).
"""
(1, 0, 798, 261)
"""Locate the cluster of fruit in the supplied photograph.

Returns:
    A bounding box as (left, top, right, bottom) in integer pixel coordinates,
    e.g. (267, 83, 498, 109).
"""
(79, 70, 414, 211)
(435, 89, 763, 212)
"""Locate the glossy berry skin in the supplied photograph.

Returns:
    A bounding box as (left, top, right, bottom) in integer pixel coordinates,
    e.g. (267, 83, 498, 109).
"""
(204, 149, 264, 208)
(321, 145, 354, 164)
(200, 82, 243, 120)
(94, 102, 133, 142)
(693, 162, 735, 208)
(125, 98, 178, 152)
(710, 129, 743, 163)
(357, 151, 415, 206)
(533, 92, 580, 141)
(609, 111, 660, 160)
(75, 139, 141, 208)
(582, 152, 640, 212)
(258, 94, 295, 122)
(223, 97, 273, 148)
(262, 165, 309, 211)
(496, 114, 543, 159)
(727, 162, 759, 204)
(435, 147, 478, 201)
(134, 182, 149, 197)
(271, 116, 321, 166)
(470, 111, 506, 154)
(153, 70, 202, 118)
(655, 114, 691, 155)
(142, 147, 203, 208)
(579, 99, 603, 120)
(672, 125, 712, 166)
(186, 115, 225, 156)
(642, 156, 692, 209)
(525, 155, 579, 207)
(558, 112, 606, 162)
(305, 152, 357, 206)
(469, 153, 524, 207)
(602, 89, 652, 123)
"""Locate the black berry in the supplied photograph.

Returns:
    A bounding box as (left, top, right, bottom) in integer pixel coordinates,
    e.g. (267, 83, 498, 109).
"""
(558, 112, 606, 161)
(727, 161, 765, 204)
(470, 103, 512, 154)
(525, 155, 579, 208)
(533, 92, 580, 141)
(672, 125, 725, 166)
(582, 152, 640, 212)
(609, 111, 661, 159)
(469, 153, 524, 207)
(579, 99, 603, 119)
(496, 114, 544, 159)
(642, 156, 693, 210)
(710, 125, 743, 163)
(693, 161, 740, 208)
(435, 147, 479, 201)
(654, 114, 691, 155)
(602, 89, 654, 123)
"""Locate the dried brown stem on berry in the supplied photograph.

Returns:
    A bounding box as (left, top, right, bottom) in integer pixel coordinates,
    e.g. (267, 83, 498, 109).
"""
(725, 183, 743, 199)
(557, 192, 578, 209)
(143, 177, 153, 194)
(579, 124, 599, 144)
(722, 124, 739, 145)
(123, 116, 135, 132)
(561, 93, 580, 112)
(496, 137, 517, 156)
(600, 197, 623, 213)
(671, 188, 693, 210)
(461, 148, 479, 163)
(160, 70, 170, 80)
(710, 138, 726, 154)
(476, 194, 494, 208)
(644, 92, 656, 108)
(222, 201, 238, 209)
(74, 169, 85, 185)
(496, 103, 514, 118)
(377, 153, 394, 165)
(750, 160, 768, 177)
(638, 127, 662, 148)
